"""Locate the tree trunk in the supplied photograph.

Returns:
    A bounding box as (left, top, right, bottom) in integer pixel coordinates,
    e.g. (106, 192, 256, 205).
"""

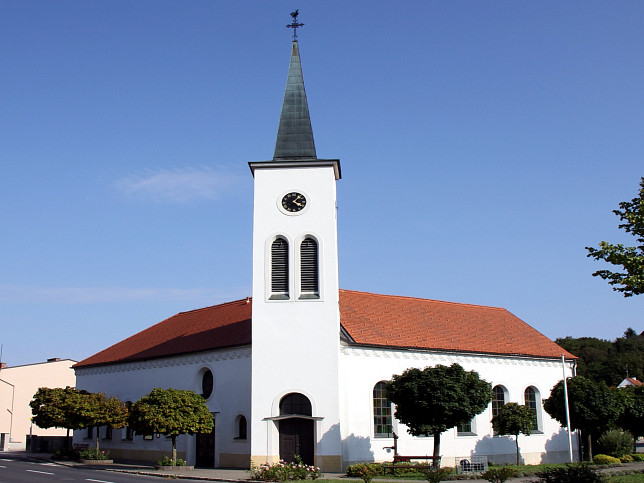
(515, 433, 520, 465)
(95, 426, 100, 455)
(587, 433, 593, 462)
(172, 435, 177, 466)
(432, 431, 441, 468)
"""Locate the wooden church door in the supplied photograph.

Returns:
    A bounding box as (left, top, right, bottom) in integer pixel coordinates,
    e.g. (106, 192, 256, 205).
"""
(278, 393, 314, 465)
(196, 415, 215, 468)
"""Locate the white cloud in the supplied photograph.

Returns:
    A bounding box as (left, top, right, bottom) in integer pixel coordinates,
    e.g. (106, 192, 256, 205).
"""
(117, 166, 240, 202)
(0, 285, 250, 305)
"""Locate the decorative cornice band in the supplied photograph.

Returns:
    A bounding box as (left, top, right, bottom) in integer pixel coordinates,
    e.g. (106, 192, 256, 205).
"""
(75, 347, 251, 377)
(340, 345, 567, 369)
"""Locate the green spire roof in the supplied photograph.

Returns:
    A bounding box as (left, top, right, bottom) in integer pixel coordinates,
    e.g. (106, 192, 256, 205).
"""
(273, 41, 317, 160)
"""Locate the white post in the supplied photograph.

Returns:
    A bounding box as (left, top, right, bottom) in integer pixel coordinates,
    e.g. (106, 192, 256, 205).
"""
(562, 354, 573, 462)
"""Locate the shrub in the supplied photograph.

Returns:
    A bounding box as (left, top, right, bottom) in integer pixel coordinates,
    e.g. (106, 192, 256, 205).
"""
(481, 467, 518, 483)
(630, 453, 644, 462)
(417, 466, 453, 483)
(249, 457, 322, 481)
(533, 463, 607, 482)
(619, 454, 634, 463)
(78, 449, 109, 461)
(346, 463, 381, 483)
(157, 455, 186, 466)
(596, 429, 634, 458)
(593, 454, 621, 465)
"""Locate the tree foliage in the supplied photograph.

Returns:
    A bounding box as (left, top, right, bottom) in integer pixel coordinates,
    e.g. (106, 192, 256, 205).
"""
(129, 388, 214, 465)
(556, 329, 644, 386)
(586, 177, 644, 297)
(385, 364, 492, 467)
(491, 402, 534, 465)
(30, 386, 84, 432)
(543, 376, 622, 460)
(76, 392, 129, 454)
(616, 384, 644, 446)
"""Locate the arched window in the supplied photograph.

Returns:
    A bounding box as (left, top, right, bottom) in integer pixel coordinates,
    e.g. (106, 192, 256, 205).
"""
(271, 238, 289, 297)
(491, 385, 506, 418)
(280, 393, 312, 416)
(235, 415, 247, 440)
(373, 381, 393, 438)
(524, 386, 540, 431)
(202, 369, 214, 399)
(300, 237, 319, 297)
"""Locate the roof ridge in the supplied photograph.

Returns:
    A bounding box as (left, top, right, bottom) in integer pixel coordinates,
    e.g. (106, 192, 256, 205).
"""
(175, 297, 252, 316)
(339, 288, 506, 311)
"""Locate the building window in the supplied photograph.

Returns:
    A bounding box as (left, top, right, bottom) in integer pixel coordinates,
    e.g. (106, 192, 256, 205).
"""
(202, 369, 214, 399)
(235, 415, 247, 440)
(271, 237, 289, 298)
(457, 419, 475, 435)
(492, 385, 506, 418)
(373, 381, 393, 438)
(103, 427, 112, 440)
(122, 401, 133, 440)
(524, 386, 540, 431)
(280, 393, 312, 416)
(300, 237, 319, 297)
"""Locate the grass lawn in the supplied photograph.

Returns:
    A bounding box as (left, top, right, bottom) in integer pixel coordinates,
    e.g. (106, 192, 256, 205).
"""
(609, 475, 644, 482)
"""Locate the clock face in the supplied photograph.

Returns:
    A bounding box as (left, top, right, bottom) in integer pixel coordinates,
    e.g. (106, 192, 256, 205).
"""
(281, 192, 307, 213)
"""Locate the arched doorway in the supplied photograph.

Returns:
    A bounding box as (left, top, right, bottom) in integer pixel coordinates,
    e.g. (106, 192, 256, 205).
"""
(278, 393, 314, 465)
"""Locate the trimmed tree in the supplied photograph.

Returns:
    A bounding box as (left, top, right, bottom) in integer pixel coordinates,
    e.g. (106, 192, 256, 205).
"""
(76, 392, 129, 455)
(616, 384, 644, 452)
(385, 364, 492, 467)
(491, 403, 534, 465)
(543, 376, 622, 461)
(30, 386, 84, 450)
(128, 388, 214, 466)
(586, 176, 644, 297)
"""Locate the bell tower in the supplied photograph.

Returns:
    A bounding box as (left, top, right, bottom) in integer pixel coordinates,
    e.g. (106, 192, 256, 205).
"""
(248, 16, 343, 471)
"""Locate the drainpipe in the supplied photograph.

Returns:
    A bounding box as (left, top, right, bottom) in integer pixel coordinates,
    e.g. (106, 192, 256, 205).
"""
(561, 355, 573, 463)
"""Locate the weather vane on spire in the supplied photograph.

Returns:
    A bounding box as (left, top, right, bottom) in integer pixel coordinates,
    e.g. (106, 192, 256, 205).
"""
(287, 10, 304, 39)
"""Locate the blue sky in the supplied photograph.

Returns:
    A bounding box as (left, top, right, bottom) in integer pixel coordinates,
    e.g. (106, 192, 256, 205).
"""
(1, 1, 642, 367)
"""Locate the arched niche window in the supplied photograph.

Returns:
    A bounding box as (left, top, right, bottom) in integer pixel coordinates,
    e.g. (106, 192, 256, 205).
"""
(271, 237, 289, 299)
(373, 381, 393, 438)
(524, 386, 541, 432)
(491, 385, 506, 419)
(201, 369, 214, 399)
(300, 237, 319, 298)
(280, 393, 312, 416)
(235, 415, 247, 440)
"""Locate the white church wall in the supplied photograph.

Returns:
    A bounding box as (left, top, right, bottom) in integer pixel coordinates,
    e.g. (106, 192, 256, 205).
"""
(339, 346, 577, 468)
(74, 347, 251, 466)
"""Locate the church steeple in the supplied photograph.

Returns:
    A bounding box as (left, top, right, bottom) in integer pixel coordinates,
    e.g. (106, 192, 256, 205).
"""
(273, 40, 317, 160)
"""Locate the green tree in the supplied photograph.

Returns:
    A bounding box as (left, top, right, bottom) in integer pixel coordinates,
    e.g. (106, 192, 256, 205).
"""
(385, 364, 492, 467)
(128, 388, 214, 466)
(491, 402, 534, 465)
(543, 376, 622, 461)
(616, 384, 644, 452)
(76, 392, 129, 455)
(30, 387, 84, 449)
(586, 177, 644, 297)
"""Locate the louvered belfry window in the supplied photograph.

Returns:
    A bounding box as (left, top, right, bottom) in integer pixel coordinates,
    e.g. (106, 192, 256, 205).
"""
(300, 237, 319, 294)
(271, 238, 289, 296)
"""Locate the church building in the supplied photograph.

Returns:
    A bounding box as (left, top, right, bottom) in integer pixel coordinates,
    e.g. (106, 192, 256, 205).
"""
(74, 32, 578, 471)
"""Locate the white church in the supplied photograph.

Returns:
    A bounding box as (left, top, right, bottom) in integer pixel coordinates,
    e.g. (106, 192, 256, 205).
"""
(74, 34, 578, 471)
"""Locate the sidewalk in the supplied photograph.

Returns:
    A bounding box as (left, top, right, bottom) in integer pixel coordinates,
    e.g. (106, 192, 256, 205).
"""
(14, 452, 644, 482)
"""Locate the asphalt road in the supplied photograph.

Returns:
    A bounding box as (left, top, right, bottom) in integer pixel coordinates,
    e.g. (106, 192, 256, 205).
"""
(0, 455, 159, 482)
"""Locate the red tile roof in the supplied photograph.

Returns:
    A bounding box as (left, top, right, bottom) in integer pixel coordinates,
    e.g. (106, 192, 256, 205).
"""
(75, 290, 574, 368)
(339, 290, 576, 359)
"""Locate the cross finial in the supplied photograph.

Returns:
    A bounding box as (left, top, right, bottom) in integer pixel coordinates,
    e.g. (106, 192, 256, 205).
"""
(287, 10, 304, 39)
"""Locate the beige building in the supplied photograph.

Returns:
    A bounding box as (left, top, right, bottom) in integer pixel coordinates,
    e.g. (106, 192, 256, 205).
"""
(0, 358, 76, 452)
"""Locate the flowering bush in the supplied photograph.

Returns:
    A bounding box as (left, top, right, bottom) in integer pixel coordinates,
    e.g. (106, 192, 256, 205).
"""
(78, 448, 109, 460)
(157, 455, 186, 466)
(249, 456, 322, 481)
(346, 463, 381, 483)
